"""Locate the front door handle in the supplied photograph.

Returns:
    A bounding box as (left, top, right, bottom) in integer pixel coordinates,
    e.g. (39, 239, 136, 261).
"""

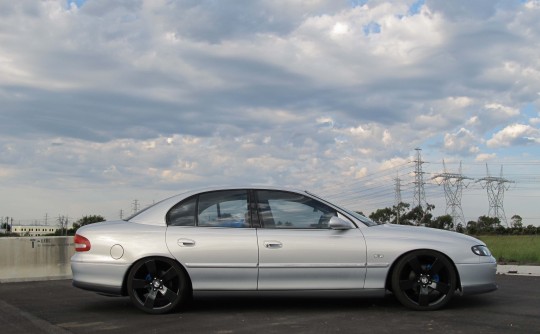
(177, 238, 196, 247)
(263, 241, 282, 249)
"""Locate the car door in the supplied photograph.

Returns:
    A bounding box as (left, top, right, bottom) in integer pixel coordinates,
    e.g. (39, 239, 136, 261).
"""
(165, 189, 259, 290)
(255, 190, 367, 290)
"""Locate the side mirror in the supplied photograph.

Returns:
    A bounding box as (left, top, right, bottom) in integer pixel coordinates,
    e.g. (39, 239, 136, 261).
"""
(329, 216, 353, 230)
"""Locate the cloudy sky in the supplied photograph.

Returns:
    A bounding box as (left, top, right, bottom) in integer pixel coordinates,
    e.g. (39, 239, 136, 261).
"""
(1, 0, 539, 227)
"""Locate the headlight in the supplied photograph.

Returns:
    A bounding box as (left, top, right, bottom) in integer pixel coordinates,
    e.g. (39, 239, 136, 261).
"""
(472, 245, 492, 256)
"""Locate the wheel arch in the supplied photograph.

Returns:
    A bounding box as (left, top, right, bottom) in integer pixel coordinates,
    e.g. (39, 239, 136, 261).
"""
(384, 248, 462, 293)
(120, 255, 193, 296)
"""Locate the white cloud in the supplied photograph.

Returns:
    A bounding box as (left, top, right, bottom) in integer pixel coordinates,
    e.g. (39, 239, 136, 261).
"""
(448, 96, 474, 108)
(475, 153, 497, 162)
(443, 128, 480, 155)
(525, 1, 540, 9)
(382, 129, 392, 146)
(486, 124, 540, 148)
(484, 103, 520, 118)
(331, 22, 349, 36)
(1, 0, 540, 222)
(379, 157, 409, 171)
(466, 116, 479, 127)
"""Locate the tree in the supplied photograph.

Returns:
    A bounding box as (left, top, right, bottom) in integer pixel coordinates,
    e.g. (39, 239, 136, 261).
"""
(510, 215, 523, 229)
(368, 203, 413, 225)
(57, 215, 70, 235)
(466, 221, 478, 235)
(525, 224, 537, 235)
(477, 216, 500, 234)
(430, 215, 453, 230)
(393, 202, 410, 225)
(76, 215, 106, 227)
(70, 215, 106, 234)
(369, 207, 395, 224)
(402, 204, 434, 226)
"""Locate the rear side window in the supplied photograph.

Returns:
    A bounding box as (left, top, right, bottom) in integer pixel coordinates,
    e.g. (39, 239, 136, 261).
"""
(167, 190, 250, 228)
(167, 196, 197, 226)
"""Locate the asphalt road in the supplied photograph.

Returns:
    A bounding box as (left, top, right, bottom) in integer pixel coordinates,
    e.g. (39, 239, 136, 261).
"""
(0, 275, 539, 334)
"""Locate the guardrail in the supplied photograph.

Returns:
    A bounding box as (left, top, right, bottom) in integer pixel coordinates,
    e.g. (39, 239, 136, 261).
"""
(0, 236, 75, 283)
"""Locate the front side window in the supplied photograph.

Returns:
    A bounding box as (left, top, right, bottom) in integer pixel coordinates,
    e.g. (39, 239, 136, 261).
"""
(198, 190, 250, 227)
(256, 190, 336, 229)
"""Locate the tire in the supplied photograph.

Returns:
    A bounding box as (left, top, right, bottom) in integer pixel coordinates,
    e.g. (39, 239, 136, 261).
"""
(127, 257, 190, 314)
(391, 250, 457, 311)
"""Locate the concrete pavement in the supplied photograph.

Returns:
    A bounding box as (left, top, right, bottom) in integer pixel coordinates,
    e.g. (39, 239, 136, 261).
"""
(1, 276, 540, 334)
(497, 264, 540, 276)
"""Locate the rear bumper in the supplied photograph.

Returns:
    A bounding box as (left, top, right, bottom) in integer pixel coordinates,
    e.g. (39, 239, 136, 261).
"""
(71, 260, 129, 296)
(72, 280, 123, 296)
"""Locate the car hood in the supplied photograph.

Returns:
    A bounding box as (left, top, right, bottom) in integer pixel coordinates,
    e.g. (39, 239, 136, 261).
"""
(368, 223, 485, 246)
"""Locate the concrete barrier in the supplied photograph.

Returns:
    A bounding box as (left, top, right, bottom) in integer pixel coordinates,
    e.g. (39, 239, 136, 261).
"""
(0, 236, 75, 283)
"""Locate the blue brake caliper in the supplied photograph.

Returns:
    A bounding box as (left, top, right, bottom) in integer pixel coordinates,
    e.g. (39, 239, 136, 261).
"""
(426, 264, 440, 283)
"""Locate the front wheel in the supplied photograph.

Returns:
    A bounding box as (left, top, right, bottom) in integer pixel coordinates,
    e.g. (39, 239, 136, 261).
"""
(391, 250, 457, 311)
(127, 257, 190, 314)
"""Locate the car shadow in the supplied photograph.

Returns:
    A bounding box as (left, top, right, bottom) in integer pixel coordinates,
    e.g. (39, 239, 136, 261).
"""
(187, 293, 402, 313)
(77, 292, 496, 315)
(77, 293, 402, 315)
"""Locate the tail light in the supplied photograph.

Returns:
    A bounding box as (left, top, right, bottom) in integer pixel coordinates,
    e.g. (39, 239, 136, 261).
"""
(74, 234, 91, 252)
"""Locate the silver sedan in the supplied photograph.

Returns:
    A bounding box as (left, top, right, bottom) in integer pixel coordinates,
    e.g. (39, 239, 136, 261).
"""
(71, 186, 497, 314)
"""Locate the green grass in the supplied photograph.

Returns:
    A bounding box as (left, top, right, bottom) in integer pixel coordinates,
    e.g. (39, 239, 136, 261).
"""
(477, 235, 540, 265)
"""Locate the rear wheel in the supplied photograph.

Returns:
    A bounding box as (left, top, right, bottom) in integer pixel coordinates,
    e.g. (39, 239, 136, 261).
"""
(391, 250, 456, 311)
(127, 257, 190, 314)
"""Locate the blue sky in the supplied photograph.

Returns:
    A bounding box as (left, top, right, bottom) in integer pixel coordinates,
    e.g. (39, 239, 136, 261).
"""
(67, 0, 86, 8)
(1, 0, 539, 226)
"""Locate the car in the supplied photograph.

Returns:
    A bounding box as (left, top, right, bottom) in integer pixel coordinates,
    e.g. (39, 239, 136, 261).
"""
(71, 186, 497, 314)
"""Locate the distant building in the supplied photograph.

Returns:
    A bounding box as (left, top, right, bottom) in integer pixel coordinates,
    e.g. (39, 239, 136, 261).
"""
(10, 225, 58, 236)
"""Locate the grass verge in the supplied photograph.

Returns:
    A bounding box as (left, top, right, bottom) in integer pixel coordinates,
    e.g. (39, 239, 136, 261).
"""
(477, 235, 540, 265)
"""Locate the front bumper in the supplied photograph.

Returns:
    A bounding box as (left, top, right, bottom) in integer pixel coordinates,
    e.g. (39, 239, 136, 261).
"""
(456, 261, 498, 296)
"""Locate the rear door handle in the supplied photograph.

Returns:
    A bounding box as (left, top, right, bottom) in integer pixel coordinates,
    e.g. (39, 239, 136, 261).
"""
(263, 241, 282, 249)
(177, 238, 196, 247)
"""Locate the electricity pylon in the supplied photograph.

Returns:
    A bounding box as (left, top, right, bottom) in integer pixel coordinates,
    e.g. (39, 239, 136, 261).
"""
(394, 173, 402, 224)
(432, 160, 473, 229)
(132, 200, 140, 215)
(476, 164, 515, 226)
(412, 148, 427, 210)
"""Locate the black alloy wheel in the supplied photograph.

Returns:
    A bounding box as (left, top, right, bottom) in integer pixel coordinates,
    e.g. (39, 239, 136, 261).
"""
(127, 257, 190, 314)
(391, 250, 457, 311)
